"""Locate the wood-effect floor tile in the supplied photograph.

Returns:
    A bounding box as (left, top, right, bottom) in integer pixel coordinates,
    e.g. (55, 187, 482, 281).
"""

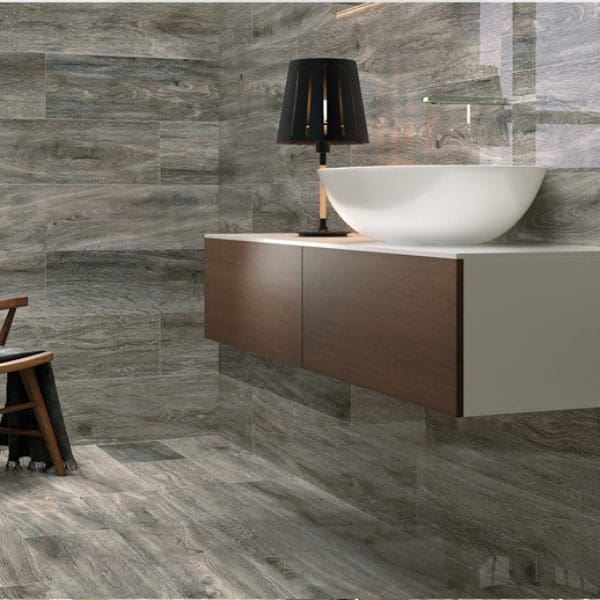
(25, 529, 179, 598)
(156, 435, 295, 485)
(0, 583, 53, 599)
(418, 452, 600, 590)
(0, 494, 110, 540)
(0, 445, 153, 504)
(2, 432, 596, 598)
(0, 527, 39, 588)
(98, 441, 185, 464)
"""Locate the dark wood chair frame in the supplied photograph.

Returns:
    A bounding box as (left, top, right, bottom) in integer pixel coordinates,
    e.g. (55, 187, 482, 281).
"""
(0, 297, 65, 476)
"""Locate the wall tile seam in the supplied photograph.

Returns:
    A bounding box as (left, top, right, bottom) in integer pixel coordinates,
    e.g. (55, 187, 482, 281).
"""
(0, 49, 216, 61)
(0, 183, 220, 187)
(43, 52, 47, 117)
(41, 51, 220, 63)
(20, 117, 220, 124)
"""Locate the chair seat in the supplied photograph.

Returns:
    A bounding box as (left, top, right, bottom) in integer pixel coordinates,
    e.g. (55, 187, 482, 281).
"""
(0, 296, 68, 476)
(0, 347, 45, 363)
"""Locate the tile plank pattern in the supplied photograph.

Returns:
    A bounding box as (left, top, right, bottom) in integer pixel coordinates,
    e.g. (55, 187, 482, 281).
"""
(217, 369, 600, 597)
(0, 3, 219, 443)
(215, 4, 600, 598)
(0, 4, 219, 59)
(0, 184, 218, 251)
(0, 119, 160, 184)
(0, 436, 450, 598)
(3, 432, 599, 598)
(0, 3, 598, 598)
(46, 54, 218, 121)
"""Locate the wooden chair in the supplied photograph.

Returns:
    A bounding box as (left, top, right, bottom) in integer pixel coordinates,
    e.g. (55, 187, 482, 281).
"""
(0, 297, 65, 476)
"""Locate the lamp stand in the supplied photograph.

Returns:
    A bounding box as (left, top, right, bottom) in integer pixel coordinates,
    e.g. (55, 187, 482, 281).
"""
(298, 142, 349, 237)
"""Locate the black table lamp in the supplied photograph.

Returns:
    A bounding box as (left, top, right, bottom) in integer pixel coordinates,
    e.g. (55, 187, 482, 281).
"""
(277, 58, 369, 236)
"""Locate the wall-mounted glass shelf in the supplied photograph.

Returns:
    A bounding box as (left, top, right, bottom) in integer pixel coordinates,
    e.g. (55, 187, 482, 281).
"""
(422, 94, 544, 106)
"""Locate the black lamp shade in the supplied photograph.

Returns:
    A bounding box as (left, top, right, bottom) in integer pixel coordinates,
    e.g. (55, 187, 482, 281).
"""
(277, 58, 369, 145)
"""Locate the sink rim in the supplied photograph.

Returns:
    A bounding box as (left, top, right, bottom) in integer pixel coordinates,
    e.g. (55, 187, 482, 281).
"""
(323, 164, 546, 171)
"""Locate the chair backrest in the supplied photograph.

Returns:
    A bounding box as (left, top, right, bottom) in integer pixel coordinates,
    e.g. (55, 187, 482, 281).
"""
(0, 297, 28, 345)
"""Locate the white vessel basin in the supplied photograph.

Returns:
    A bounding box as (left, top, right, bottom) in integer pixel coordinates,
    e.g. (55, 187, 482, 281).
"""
(319, 165, 546, 245)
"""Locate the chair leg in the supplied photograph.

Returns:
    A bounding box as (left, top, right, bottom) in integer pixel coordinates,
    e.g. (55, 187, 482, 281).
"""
(19, 367, 66, 477)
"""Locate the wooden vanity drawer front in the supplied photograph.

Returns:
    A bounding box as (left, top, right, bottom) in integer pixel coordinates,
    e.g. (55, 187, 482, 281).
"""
(205, 239, 302, 367)
(302, 248, 463, 415)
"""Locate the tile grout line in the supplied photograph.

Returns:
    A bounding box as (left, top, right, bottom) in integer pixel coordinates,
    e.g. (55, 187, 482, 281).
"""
(158, 312, 162, 377)
(43, 252, 47, 314)
(43, 52, 47, 118)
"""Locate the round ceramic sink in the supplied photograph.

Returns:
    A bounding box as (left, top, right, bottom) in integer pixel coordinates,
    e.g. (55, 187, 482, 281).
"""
(319, 165, 546, 245)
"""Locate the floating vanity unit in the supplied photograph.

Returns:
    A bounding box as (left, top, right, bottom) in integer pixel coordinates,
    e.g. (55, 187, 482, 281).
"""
(205, 234, 600, 417)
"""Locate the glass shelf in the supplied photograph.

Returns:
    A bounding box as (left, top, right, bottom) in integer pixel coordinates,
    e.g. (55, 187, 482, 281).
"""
(422, 94, 544, 106)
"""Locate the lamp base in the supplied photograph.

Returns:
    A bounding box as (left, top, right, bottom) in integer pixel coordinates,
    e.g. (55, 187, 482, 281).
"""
(299, 218, 349, 237)
(298, 230, 349, 237)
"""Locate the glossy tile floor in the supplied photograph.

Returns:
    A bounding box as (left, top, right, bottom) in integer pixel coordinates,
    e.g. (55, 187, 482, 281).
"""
(0, 434, 595, 599)
(0, 435, 426, 599)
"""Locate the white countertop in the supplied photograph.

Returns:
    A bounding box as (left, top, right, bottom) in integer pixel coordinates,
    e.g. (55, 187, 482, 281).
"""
(205, 233, 600, 259)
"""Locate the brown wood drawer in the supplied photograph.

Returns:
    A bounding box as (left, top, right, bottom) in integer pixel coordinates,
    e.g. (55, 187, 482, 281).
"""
(205, 238, 302, 366)
(205, 236, 600, 417)
(302, 248, 463, 415)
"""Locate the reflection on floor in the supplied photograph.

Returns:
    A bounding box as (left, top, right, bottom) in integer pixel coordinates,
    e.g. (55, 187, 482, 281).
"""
(0, 435, 415, 599)
(0, 434, 596, 599)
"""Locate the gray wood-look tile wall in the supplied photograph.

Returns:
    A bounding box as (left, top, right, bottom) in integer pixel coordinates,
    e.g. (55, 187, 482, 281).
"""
(1, 4, 599, 592)
(216, 3, 600, 596)
(0, 3, 220, 443)
(218, 2, 600, 238)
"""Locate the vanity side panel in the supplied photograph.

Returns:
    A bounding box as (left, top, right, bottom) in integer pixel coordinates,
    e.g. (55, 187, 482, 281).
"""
(463, 253, 600, 416)
(302, 248, 462, 415)
(205, 238, 302, 366)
